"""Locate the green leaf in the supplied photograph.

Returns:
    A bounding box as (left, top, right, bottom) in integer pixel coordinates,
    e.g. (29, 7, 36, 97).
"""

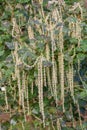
(70, 38, 78, 44)
(77, 53, 85, 61)
(5, 42, 15, 50)
(78, 90, 87, 99)
(18, 47, 36, 60)
(80, 44, 87, 52)
(48, 107, 57, 114)
(16, 0, 30, 3)
(0, 50, 4, 56)
(37, 42, 45, 52)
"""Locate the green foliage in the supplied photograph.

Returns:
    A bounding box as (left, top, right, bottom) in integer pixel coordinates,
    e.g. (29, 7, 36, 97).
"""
(0, 0, 87, 129)
(16, 0, 31, 3)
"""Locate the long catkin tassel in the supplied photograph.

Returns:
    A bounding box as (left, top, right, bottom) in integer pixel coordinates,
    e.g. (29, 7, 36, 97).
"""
(13, 42, 22, 106)
(76, 19, 82, 71)
(67, 62, 75, 102)
(22, 71, 26, 98)
(38, 57, 45, 126)
(43, 67, 47, 87)
(26, 75, 30, 115)
(51, 30, 58, 105)
(58, 53, 65, 112)
(22, 71, 26, 121)
(58, 25, 65, 112)
(46, 44, 53, 95)
(5, 86, 9, 110)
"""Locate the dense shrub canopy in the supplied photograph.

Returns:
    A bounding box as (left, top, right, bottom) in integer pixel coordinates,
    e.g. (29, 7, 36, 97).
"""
(0, 0, 87, 129)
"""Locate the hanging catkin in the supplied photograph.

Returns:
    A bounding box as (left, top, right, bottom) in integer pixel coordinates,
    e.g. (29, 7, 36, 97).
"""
(38, 60, 41, 110)
(4, 86, 9, 110)
(12, 18, 21, 38)
(46, 67, 53, 95)
(31, 82, 34, 95)
(69, 21, 76, 38)
(43, 67, 47, 87)
(22, 71, 26, 122)
(22, 70, 26, 97)
(76, 19, 82, 71)
(58, 53, 65, 112)
(46, 43, 50, 61)
(67, 61, 75, 102)
(76, 20, 81, 42)
(58, 25, 63, 51)
(13, 42, 22, 106)
(28, 25, 34, 40)
(26, 75, 30, 115)
(37, 57, 45, 126)
(51, 29, 58, 105)
(13, 84, 16, 101)
(21, 90, 26, 122)
(46, 41, 52, 94)
(58, 24, 65, 112)
(58, 12, 65, 112)
(68, 21, 75, 102)
(56, 118, 61, 130)
(12, 18, 21, 105)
